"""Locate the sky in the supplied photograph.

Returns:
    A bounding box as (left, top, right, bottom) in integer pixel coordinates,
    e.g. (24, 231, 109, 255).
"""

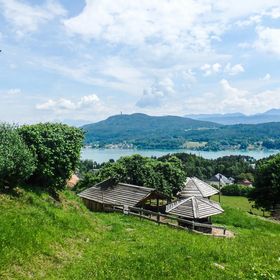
(1, 0, 280, 124)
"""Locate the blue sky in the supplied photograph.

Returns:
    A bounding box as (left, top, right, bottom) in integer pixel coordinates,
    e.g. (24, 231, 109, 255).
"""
(1, 0, 280, 124)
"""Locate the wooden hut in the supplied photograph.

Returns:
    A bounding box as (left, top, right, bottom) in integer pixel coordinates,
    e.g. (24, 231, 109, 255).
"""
(166, 196, 224, 232)
(78, 178, 168, 212)
(178, 177, 219, 198)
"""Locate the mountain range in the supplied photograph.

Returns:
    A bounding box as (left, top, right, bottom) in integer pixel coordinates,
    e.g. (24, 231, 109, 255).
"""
(82, 113, 280, 151)
(185, 109, 280, 125)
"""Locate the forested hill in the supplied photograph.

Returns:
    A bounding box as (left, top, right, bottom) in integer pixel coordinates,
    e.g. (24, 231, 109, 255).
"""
(83, 113, 220, 149)
(82, 113, 280, 150)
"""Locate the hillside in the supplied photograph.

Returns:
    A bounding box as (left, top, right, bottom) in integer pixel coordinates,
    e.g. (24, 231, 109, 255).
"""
(82, 113, 280, 150)
(83, 113, 220, 149)
(0, 188, 279, 279)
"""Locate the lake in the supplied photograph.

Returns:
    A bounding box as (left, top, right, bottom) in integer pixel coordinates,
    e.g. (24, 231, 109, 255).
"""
(81, 148, 279, 163)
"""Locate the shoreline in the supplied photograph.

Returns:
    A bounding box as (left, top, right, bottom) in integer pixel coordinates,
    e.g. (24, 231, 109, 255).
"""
(81, 147, 279, 163)
(83, 146, 280, 153)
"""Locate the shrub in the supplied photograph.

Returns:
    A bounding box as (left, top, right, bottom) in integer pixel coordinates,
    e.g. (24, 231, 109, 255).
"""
(18, 123, 84, 191)
(0, 123, 36, 190)
(221, 184, 252, 197)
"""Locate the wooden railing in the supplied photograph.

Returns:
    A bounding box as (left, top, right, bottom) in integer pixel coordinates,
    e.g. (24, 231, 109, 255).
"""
(111, 205, 227, 236)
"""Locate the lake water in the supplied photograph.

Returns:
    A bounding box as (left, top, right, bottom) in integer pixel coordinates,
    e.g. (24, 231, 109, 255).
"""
(81, 148, 279, 163)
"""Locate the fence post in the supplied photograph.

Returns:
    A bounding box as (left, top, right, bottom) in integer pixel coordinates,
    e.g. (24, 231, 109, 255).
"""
(157, 212, 160, 224)
(192, 220, 195, 230)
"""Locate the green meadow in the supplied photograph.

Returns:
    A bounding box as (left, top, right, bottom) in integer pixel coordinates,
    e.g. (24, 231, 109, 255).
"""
(212, 195, 270, 217)
(0, 189, 279, 280)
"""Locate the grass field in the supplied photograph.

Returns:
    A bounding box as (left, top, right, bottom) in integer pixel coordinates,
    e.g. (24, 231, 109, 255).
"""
(212, 195, 270, 217)
(0, 189, 279, 280)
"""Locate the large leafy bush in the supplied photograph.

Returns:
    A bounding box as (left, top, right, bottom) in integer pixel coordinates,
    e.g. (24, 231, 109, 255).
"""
(221, 184, 252, 197)
(19, 123, 84, 190)
(0, 123, 35, 190)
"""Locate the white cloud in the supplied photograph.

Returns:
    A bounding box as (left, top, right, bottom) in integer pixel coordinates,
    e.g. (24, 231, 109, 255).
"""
(29, 55, 148, 96)
(255, 26, 280, 55)
(183, 69, 196, 84)
(7, 88, 22, 96)
(236, 15, 262, 27)
(236, 6, 280, 27)
(201, 63, 222, 76)
(63, 0, 280, 53)
(1, 88, 22, 99)
(220, 79, 248, 100)
(260, 73, 271, 81)
(102, 57, 143, 82)
(64, 0, 213, 48)
(78, 94, 100, 108)
(36, 98, 76, 110)
(136, 77, 175, 108)
(185, 80, 280, 114)
(212, 63, 222, 73)
(36, 94, 102, 112)
(0, 0, 66, 36)
(267, 7, 280, 19)
(224, 63, 245, 76)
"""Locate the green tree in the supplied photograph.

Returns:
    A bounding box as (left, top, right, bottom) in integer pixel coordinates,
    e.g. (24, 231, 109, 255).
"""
(250, 154, 280, 211)
(79, 159, 97, 174)
(76, 154, 186, 196)
(156, 156, 186, 194)
(19, 123, 84, 190)
(0, 123, 36, 190)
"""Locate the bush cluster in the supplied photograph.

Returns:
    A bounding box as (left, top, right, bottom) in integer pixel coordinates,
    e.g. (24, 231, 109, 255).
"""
(0, 123, 84, 192)
(221, 184, 252, 197)
(0, 123, 36, 190)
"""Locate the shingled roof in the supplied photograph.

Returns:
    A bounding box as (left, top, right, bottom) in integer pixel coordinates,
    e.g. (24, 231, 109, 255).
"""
(78, 178, 167, 207)
(210, 173, 234, 185)
(178, 177, 219, 198)
(166, 196, 224, 219)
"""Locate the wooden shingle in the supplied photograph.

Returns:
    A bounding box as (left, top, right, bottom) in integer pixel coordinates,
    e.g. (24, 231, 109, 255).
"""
(78, 178, 167, 208)
(166, 196, 223, 219)
(179, 177, 219, 198)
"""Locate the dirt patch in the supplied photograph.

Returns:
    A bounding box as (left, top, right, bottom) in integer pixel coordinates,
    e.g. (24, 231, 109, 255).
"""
(212, 228, 234, 238)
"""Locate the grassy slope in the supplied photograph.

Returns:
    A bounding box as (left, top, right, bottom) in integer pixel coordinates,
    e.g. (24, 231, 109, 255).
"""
(212, 195, 270, 217)
(0, 189, 279, 280)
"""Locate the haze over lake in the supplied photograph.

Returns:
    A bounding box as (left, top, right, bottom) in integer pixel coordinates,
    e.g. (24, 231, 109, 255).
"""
(81, 148, 279, 163)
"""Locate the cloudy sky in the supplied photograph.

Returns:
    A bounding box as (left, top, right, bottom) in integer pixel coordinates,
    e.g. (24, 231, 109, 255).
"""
(1, 0, 280, 124)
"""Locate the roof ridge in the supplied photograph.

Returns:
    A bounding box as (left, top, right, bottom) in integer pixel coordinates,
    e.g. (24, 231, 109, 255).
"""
(118, 182, 155, 191)
(166, 197, 191, 212)
(192, 196, 199, 218)
(192, 177, 204, 196)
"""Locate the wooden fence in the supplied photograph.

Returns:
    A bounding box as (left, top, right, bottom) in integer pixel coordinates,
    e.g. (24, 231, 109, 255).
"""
(111, 205, 227, 236)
